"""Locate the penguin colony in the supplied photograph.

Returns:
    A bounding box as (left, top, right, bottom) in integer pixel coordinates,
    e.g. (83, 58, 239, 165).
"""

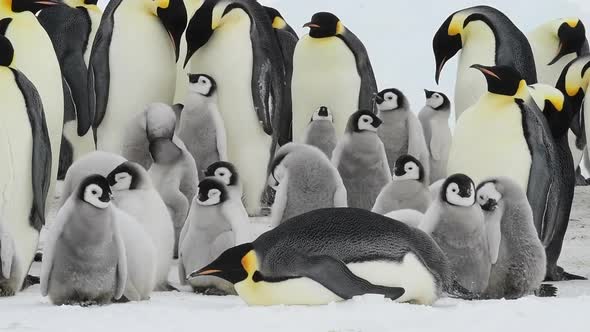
(0, 0, 588, 306)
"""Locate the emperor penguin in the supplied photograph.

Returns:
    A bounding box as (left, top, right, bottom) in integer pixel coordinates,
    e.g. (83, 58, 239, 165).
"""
(372, 155, 432, 215)
(332, 111, 391, 210)
(302, 106, 337, 159)
(420, 174, 491, 295)
(178, 178, 251, 295)
(375, 88, 430, 178)
(268, 143, 347, 226)
(185, 0, 291, 215)
(107, 161, 175, 290)
(37, 1, 103, 178)
(189, 208, 478, 306)
(418, 90, 452, 183)
(89, 0, 187, 154)
(292, 12, 377, 142)
(40, 175, 127, 306)
(204, 161, 243, 202)
(177, 73, 227, 180)
(448, 64, 580, 281)
(476, 177, 547, 299)
(433, 5, 537, 120)
(0, 34, 52, 297)
(0, 0, 65, 203)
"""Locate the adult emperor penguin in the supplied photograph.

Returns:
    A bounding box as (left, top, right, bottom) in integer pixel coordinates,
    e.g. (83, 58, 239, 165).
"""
(0, 0, 65, 202)
(302, 106, 337, 159)
(268, 143, 347, 226)
(189, 208, 477, 306)
(89, 0, 187, 154)
(433, 5, 537, 120)
(476, 177, 547, 299)
(0, 34, 52, 297)
(179, 178, 251, 295)
(418, 90, 452, 183)
(204, 161, 242, 202)
(185, 0, 290, 215)
(375, 88, 430, 178)
(332, 111, 391, 210)
(292, 12, 377, 141)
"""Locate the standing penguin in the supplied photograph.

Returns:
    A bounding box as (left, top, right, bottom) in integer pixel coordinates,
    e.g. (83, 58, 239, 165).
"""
(420, 174, 490, 295)
(476, 177, 547, 299)
(302, 106, 337, 159)
(178, 178, 251, 295)
(332, 110, 391, 210)
(185, 0, 290, 215)
(372, 155, 432, 215)
(268, 143, 347, 226)
(177, 73, 227, 181)
(375, 88, 430, 178)
(292, 12, 377, 141)
(89, 0, 187, 154)
(204, 161, 243, 202)
(418, 90, 452, 183)
(0, 34, 52, 297)
(433, 5, 537, 120)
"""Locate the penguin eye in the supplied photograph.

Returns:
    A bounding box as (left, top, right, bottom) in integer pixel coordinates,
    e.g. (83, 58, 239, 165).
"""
(387, 96, 393, 100)
(92, 190, 97, 195)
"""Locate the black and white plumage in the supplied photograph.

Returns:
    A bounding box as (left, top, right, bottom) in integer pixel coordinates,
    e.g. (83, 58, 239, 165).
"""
(302, 106, 337, 159)
(418, 90, 452, 183)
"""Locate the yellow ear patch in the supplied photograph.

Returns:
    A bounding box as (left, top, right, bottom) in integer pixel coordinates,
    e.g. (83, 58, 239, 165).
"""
(241, 250, 258, 275)
(448, 14, 465, 36)
(516, 80, 528, 97)
(336, 21, 345, 35)
(565, 18, 580, 28)
(0, 0, 12, 11)
(272, 17, 287, 30)
(158, 0, 170, 9)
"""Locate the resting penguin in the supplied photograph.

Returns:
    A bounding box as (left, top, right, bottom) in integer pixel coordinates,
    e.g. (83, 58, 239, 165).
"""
(185, 0, 290, 215)
(0, 34, 52, 297)
(40, 175, 127, 306)
(178, 73, 227, 181)
(89, 0, 187, 154)
(375, 88, 430, 178)
(418, 90, 452, 184)
(420, 174, 491, 295)
(189, 208, 475, 306)
(292, 12, 377, 142)
(0, 0, 65, 203)
(433, 5, 537, 120)
(204, 161, 243, 202)
(476, 177, 547, 299)
(107, 162, 175, 290)
(332, 111, 391, 210)
(372, 155, 432, 215)
(302, 106, 337, 159)
(448, 64, 580, 281)
(268, 143, 347, 226)
(178, 178, 251, 295)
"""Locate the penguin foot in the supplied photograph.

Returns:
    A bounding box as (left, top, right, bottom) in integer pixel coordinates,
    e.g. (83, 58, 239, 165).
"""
(21, 275, 40, 290)
(0, 284, 16, 297)
(34, 252, 43, 262)
(194, 287, 229, 296)
(545, 266, 588, 281)
(156, 283, 179, 292)
(535, 284, 558, 297)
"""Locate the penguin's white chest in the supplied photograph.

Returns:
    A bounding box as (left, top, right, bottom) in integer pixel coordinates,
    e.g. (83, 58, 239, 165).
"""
(292, 36, 361, 141)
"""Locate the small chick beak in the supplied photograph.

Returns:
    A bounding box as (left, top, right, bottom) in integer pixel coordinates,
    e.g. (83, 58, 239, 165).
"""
(482, 199, 498, 211)
(303, 22, 320, 29)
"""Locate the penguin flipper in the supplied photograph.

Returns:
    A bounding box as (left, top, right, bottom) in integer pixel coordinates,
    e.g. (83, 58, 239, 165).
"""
(338, 30, 377, 112)
(407, 113, 430, 178)
(111, 208, 128, 300)
(275, 28, 297, 145)
(63, 52, 92, 135)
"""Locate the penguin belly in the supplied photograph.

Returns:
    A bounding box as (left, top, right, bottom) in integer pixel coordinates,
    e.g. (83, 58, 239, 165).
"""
(0, 72, 39, 293)
(178, 108, 220, 180)
(97, 12, 176, 154)
(189, 18, 271, 215)
(292, 36, 361, 141)
(378, 111, 409, 170)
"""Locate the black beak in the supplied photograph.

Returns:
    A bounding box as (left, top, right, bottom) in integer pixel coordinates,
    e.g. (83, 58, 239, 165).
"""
(470, 64, 501, 80)
(303, 22, 321, 29)
(393, 166, 406, 177)
(549, 21, 587, 66)
(157, 0, 187, 63)
(188, 267, 222, 280)
(184, 1, 215, 68)
(433, 16, 462, 84)
(374, 93, 384, 104)
(373, 117, 383, 128)
(482, 199, 498, 211)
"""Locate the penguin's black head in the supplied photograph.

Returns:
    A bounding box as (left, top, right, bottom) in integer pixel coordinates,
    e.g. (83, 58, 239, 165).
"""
(433, 13, 463, 84)
(529, 85, 568, 138)
(476, 180, 501, 212)
(471, 64, 525, 96)
(310, 106, 333, 122)
(549, 19, 587, 66)
(0, 33, 14, 67)
(9, 0, 60, 13)
(375, 88, 406, 111)
(188, 73, 217, 96)
(264, 6, 286, 30)
(188, 243, 254, 284)
(424, 89, 451, 111)
(107, 162, 140, 192)
(78, 175, 112, 209)
(155, 0, 187, 63)
(347, 110, 382, 133)
(304, 12, 343, 38)
(393, 155, 424, 182)
(204, 161, 239, 186)
(197, 178, 229, 206)
(441, 174, 475, 207)
(555, 58, 588, 118)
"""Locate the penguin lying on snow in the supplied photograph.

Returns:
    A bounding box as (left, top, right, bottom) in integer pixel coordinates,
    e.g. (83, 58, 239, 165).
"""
(302, 106, 337, 159)
(418, 90, 452, 184)
(189, 208, 473, 306)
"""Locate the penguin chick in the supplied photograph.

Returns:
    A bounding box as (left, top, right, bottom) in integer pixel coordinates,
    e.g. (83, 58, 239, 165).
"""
(179, 178, 251, 295)
(107, 161, 174, 291)
(476, 177, 547, 299)
(204, 161, 243, 203)
(420, 174, 491, 296)
(418, 90, 452, 183)
(302, 106, 337, 159)
(372, 155, 432, 214)
(375, 88, 430, 180)
(332, 110, 391, 210)
(178, 74, 227, 180)
(384, 209, 425, 229)
(41, 175, 127, 306)
(268, 143, 347, 226)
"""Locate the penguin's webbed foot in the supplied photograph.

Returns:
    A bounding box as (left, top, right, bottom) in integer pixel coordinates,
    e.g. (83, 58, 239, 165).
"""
(34, 252, 43, 262)
(21, 275, 40, 290)
(0, 284, 16, 297)
(193, 287, 229, 296)
(156, 283, 179, 292)
(535, 284, 557, 297)
(545, 266, 588, 281)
